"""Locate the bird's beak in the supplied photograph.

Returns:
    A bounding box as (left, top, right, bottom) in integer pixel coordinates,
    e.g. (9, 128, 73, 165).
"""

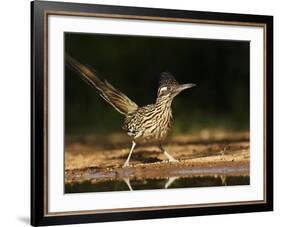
(172, 83, 196, 96)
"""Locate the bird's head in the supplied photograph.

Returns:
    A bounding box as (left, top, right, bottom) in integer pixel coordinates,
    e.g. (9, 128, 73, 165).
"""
(157, 72, 196, 101)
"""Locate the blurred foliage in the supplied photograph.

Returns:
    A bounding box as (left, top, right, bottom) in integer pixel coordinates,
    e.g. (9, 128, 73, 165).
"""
(65, 33, 249, 135)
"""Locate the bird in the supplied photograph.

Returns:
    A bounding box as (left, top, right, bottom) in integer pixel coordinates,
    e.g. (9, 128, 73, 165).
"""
(66, 55, 196, 168)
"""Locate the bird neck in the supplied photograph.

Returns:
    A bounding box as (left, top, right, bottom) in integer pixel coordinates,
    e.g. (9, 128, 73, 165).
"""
(155, 95, 173, 109)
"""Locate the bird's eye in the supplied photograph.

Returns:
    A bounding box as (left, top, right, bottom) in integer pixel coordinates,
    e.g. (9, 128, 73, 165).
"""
(159, 87, 168, 93)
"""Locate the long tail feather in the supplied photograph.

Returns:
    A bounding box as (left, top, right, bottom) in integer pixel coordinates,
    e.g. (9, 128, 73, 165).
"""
(65, 54, 138, 115)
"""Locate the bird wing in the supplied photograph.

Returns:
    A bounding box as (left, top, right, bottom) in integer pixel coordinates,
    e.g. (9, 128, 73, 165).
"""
(66, 55, 139, 115)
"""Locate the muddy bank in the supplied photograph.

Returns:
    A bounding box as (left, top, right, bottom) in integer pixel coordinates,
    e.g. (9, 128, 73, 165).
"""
(65, 131, 249, 185)
(65, 160, 249, 184)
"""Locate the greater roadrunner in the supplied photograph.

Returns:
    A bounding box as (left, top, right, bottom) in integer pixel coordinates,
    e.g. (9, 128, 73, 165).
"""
(66, 55, 196, 167)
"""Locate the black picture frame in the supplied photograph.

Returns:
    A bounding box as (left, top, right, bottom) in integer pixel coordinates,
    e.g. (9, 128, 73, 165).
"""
(31, 0, 273, 226)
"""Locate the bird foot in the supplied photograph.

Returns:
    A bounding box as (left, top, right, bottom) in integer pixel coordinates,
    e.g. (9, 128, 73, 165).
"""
(122, 162, 130, 168)
(164, 151, 178, 163)
(169, 158, 179, 163)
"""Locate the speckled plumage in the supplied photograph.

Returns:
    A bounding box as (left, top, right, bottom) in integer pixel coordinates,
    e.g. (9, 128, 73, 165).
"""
(123, 100, 173, 142)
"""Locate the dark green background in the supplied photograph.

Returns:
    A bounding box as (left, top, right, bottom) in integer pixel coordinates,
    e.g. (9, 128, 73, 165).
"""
(65, 33, 249, 135)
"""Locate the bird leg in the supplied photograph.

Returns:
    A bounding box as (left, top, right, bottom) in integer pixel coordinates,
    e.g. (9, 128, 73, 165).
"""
(164, 176, 179, 189)
(123, 178, 133, 191)
(159, 144, 178, 162)
(123, 141, 136, 168)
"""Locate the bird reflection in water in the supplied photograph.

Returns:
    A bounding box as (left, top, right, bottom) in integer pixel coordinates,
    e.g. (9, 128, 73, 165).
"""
(122, 176, 180, 191)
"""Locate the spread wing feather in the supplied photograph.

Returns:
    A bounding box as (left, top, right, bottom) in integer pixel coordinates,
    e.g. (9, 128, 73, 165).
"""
(66, 55, 138, 115)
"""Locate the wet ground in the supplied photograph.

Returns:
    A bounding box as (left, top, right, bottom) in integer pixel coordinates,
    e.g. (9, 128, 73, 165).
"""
(65, 130, 250, 193)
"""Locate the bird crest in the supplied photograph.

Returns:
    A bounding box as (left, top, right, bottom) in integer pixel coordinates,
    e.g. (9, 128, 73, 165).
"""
(159, 72, 179, 88)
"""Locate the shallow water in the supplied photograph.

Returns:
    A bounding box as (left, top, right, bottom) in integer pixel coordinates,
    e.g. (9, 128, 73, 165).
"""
(65, 175, 249, 193)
